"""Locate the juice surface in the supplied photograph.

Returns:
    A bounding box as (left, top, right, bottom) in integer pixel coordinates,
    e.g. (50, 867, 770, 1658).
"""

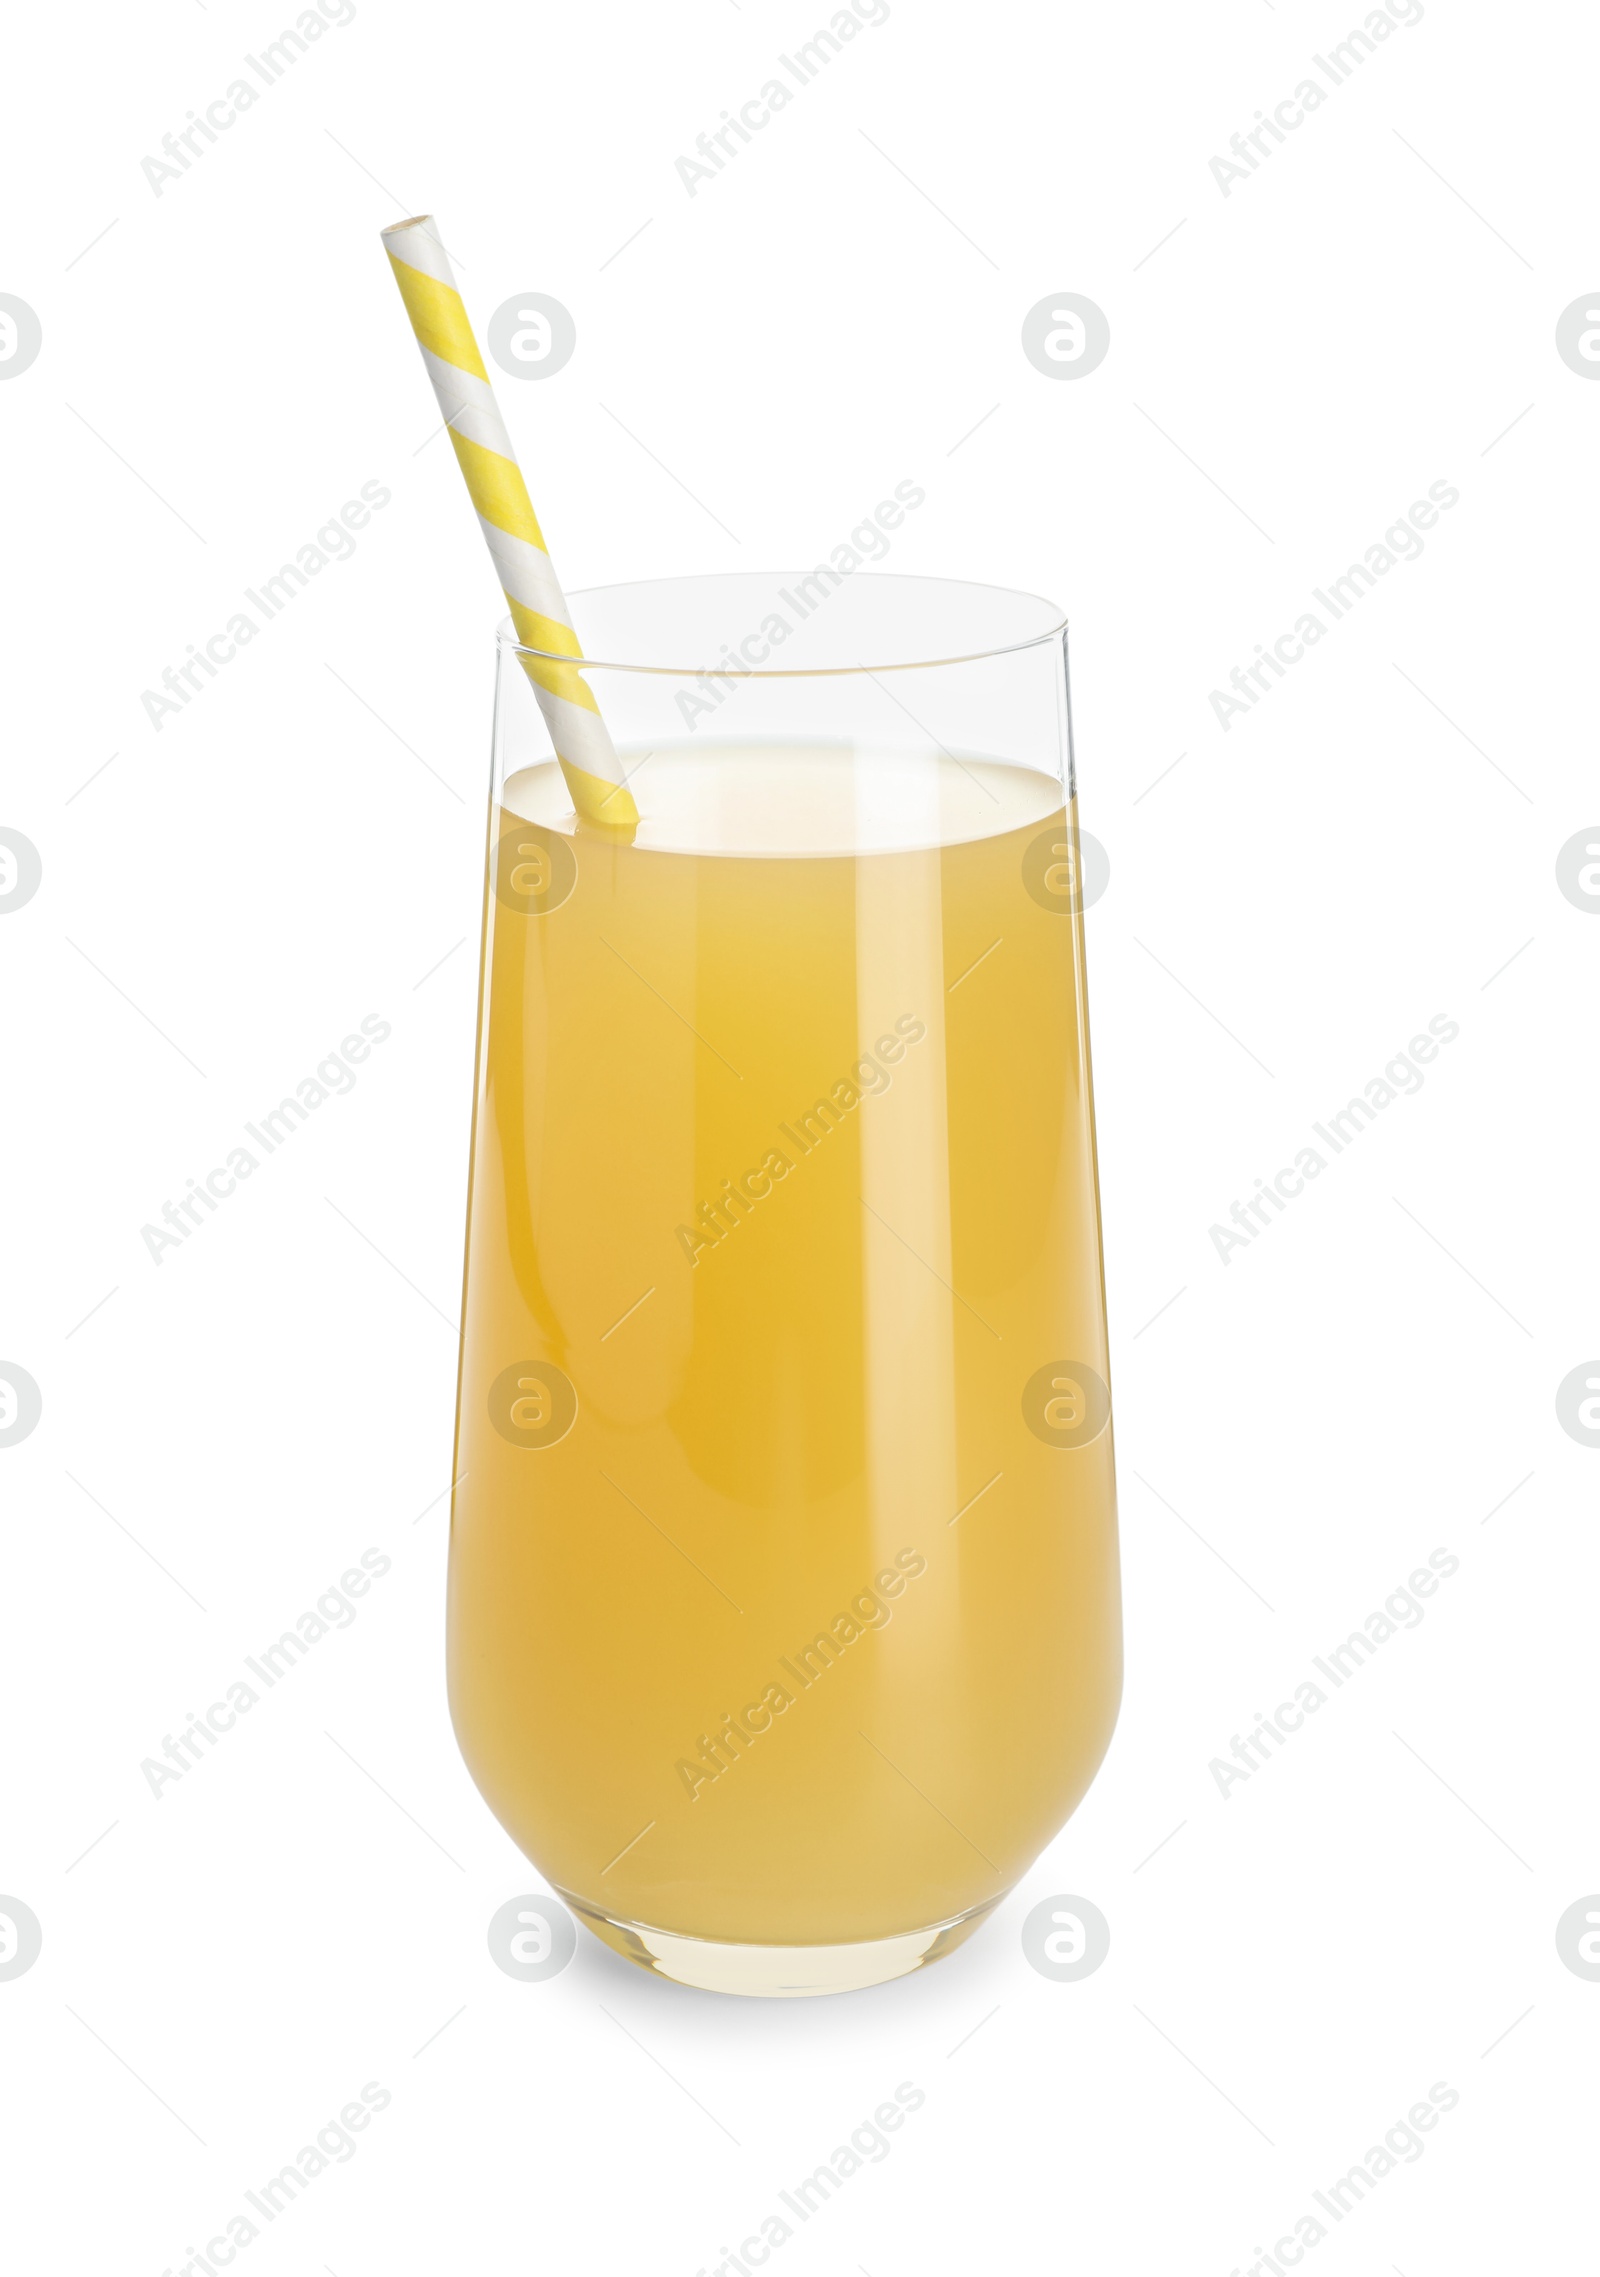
(449, 744, 1120, 1946)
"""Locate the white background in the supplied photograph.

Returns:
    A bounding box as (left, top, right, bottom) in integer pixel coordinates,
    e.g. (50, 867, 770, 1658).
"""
(2, 0, 1596, 2269)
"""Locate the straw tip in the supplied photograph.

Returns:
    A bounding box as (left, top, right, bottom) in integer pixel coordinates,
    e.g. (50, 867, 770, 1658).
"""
(380, 213, 435, 243)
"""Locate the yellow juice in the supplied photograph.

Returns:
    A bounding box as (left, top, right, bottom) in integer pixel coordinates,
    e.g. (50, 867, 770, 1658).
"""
(449, 743, 1120, 1957)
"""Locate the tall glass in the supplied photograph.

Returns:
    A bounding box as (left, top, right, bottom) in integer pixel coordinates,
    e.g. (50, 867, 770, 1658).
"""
(448, 572, 1120, 1996)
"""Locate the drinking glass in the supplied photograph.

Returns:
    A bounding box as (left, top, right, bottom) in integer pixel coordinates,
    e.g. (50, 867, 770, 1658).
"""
(448, 570, 1120, 1995)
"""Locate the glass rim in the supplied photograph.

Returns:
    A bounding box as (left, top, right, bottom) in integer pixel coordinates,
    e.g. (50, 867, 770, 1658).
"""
(494, 570, 1068, 679)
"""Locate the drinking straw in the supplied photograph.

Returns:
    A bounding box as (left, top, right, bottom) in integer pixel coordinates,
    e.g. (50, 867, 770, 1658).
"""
(380, 214, 638, 829)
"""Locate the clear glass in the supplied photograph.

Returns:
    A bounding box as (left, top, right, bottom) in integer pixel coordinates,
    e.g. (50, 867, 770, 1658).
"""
(448, 571, 1120, 1996)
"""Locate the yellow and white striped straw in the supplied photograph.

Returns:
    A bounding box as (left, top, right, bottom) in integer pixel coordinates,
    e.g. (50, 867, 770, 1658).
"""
(380, 213, 637, 830)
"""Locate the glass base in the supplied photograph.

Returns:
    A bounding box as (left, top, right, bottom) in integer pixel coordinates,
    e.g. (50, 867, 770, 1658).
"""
(557, 1889, 1007, 1997)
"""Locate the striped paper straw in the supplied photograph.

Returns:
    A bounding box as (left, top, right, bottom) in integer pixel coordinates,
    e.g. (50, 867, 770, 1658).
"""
(380, 214, 637, 829)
